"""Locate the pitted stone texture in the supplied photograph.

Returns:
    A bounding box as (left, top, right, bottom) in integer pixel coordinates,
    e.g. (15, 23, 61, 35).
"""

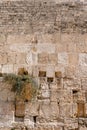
(37, 43, 56, 54)
(81, 78, 87, 90)
(0, 0, 87, 129)
(58, 53, 68, 66)
(79, 53, 87, 66)
(0, 82, 15, 101)
(2, 64, 14, 73)
(25, 102, 39, 117)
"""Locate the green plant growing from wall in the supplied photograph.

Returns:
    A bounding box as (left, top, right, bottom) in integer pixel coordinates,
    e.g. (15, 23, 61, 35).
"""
(3, 68, 38, 101)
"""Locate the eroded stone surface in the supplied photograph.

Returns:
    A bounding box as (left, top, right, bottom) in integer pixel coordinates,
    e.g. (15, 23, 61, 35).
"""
(0, 0, 87, 130)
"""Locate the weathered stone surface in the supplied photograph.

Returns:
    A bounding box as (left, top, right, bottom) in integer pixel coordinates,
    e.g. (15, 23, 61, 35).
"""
(79, 126, 87, 130)
(16, 53, 26, 64)
(58, 52, 68, 66)
(79, 53, 87, 66)
(48, 54, 57, 64)
(38, 53, 48, 64)
(0, 0, 87, 129)
(0, 35, 6, 45)
(37, 43, 56, 53)
(7, 34, 34, 45)
(25, 102, 39, 117)
(26, 52, 38, 65)
(9, 44, 31, 53)
(2, 64, 14, 73)
(0, 53, 8, 64)
(81, 78, 87, 90)
(15, 101, 25, 117)
(68, 53, 78, 66)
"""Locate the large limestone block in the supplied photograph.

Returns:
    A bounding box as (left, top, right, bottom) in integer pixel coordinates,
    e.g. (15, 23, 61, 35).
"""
(59, 103, 73, 117)
(32, 66, 38, 77)
(25, 102, 39, 116)
(78, 91, 86, 102)
(85, 103, 87, 117)
(65, 66, 76, 78)
(16, 53, 26, 64)
(37, 34, 54, 44)
(38, 53, 48, 64)
(50, 83, 58, 90)
(58, 52, 68, 66)
(61, 34, 77, 52)
(57, 43, 67, 52)
(7, 34, 34, 44)
(48, 54, 57, 64)
(81, 78, 87, 90)
(7, 52, 16, 64)
(76, 34, 87, 53)
(41, 89, 50, 99)
(61, 34, 75, 44)
(46, 65, 54, 77)
(59, 90, 72, 103)
(38, 83, 50, 99)
(50, 102, 59, 119)
(50, 90, 58, 102)
(77, 102, 86, 118)
(9, 44, 31, 53)
(15, 101, 25, 117)
(72, 103, 78, 118)
(0, 102, 14, 115)
(79, 53, 87, 66)
(39, 102, 59, 121)
(0, 53, 7, 64)
(76, 66, 87, 78)
(64, 118, 78, 130)
(26, 52, 38, 65)
(40, 83, 49, 90)
(68, 53, 78, 66)
(0, 35, 6, 45)
(0, 83, 14, 102)
(63, 78, 81, 90)
(37, 43, 56, 53)
(2, 64, 14, 73)
(52, 33, 61, 44)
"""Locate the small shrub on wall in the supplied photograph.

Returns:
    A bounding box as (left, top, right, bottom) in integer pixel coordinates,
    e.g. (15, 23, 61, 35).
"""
(3, 68, 38, 101)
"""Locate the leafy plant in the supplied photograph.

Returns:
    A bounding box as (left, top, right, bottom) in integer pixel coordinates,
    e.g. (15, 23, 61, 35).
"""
(3, 72, 38, 101)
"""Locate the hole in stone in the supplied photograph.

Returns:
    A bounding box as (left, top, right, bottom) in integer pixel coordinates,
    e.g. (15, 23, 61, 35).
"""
(24, 99, 28, 103)
(58, 102, 60, 105)
(18, 68, 28, 75)
(47, 77, 53, 83)
(55, 71, 62, 78)
(39, 71, 46, 77)
(44, 2, 47, 4)
(72, 90, 78, 94)
(33, 116, 37, 124)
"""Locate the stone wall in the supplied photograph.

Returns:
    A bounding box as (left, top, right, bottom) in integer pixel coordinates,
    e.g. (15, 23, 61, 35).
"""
(0, 0, 87, 130)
